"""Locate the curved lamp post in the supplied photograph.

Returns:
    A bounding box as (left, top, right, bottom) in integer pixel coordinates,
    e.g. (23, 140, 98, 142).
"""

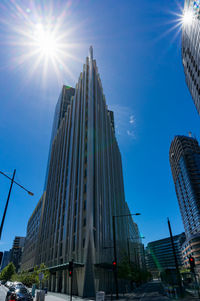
(0, 169, 34, 240)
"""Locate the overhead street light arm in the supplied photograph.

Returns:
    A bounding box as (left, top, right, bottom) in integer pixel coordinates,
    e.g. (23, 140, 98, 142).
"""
(114, 213, 141, 218)
(0, 170, 34, 196)
(128, 236, 145, 240)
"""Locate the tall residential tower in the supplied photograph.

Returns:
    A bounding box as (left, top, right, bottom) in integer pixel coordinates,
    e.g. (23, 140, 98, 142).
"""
(169, 135, 200, 273)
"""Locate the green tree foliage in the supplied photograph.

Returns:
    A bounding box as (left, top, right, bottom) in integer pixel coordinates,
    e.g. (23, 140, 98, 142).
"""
(0, 262, 16, 281)
(11, 263, 50, 287)
(117, 256, 152, 285)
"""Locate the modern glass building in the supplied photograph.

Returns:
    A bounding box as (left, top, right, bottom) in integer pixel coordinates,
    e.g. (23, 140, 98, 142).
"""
(146, 233, 185, 277)
(169, 135, 200, 272)
(182, 0, 200, 114)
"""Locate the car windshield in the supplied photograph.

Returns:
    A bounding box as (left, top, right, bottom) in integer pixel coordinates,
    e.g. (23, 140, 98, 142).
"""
(16, 287, 29, 294)
(9, 286, 16, 292)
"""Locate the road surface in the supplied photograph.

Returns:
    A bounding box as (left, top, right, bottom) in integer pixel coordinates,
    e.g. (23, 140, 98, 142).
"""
(129, 281, 169, 300)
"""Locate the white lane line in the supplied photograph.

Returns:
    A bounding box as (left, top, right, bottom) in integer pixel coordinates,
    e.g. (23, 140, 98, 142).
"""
(139, 292, 146, 300)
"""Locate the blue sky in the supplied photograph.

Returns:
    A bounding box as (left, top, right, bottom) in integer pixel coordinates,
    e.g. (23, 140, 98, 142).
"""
(0, 0, 200, 252)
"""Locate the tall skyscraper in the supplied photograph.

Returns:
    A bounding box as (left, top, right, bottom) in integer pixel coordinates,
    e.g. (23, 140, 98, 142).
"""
(182, 0, 200, 114)
(169, 135, 200, 272)
(31, 47, 141, 297)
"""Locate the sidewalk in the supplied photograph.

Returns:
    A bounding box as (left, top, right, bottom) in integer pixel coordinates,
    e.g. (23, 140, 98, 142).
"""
(35, 291, 93, 301)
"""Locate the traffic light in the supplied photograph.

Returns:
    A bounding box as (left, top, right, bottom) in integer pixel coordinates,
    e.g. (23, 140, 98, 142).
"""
(69, 260, 73, 277)
(112, 260, 117, 270)
(189, 256, 195, 273)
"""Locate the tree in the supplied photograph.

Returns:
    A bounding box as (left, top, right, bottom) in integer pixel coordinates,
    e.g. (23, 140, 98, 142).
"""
(11, 263, 50, 287)
(0, 262, 16, 281)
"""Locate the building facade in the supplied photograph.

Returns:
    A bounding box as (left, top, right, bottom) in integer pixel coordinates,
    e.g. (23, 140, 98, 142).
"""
(0, 251, 11, 271)
(146, 233, 186, 277)
(182, 0, 200, 114)
(169, 135, 200, 272)
(32, 47, 139, 297)
(44, 86, 75, 190)
(10, 236, 25, 272)
(125, 202, 145, 270)
(21, 193, 45, 271)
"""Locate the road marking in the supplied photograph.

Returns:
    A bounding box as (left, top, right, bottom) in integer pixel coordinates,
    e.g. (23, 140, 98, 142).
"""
(139, 292, 146, 300)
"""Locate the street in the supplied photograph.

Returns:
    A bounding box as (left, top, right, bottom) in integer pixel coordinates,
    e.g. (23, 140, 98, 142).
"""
(0, 282, 169, 301)
(0, 281, 198, 301)
(128, 281, 170, 300)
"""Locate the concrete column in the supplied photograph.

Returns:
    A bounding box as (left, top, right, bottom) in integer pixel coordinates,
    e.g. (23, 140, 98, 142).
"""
(55, 271, 59, 292)
(62, 270, 66, 293)
(51, 274, 55, 292)
(48, 274, 51, 292)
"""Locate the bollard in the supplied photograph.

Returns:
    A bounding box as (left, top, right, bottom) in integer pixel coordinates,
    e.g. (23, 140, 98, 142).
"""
(36, 290, 45, 301)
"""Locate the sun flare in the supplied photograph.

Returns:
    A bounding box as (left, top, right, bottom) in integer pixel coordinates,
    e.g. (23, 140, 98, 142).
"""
(182, 10, 194, 26)
(33, 24, 58, 58)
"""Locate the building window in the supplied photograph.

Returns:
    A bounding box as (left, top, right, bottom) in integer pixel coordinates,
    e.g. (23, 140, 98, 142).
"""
(83, 218, 86, 227)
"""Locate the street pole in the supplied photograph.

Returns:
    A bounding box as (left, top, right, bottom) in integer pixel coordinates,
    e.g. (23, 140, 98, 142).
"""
(193, 271, 200, 298)
(127, 238, 130, 265)
(70, 259, 74, 301)
(112, 216, 119, 299)
(70, 274, 73, 301)
(0, 169, 16, 240)
(167, 218, 184, 298)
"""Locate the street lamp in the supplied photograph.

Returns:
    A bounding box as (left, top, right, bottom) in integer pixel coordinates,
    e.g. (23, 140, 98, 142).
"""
(0, 169, 34, 240)
(112, 213, 141, 299)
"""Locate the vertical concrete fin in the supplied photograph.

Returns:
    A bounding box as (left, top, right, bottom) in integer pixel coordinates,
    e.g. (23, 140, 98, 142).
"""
(83, 238, 95, 297)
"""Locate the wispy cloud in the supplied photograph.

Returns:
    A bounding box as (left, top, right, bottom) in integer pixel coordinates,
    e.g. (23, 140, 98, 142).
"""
(109, 104, 136, 141)
(129, 115, 135, 124)
(127, 130, 135, 138)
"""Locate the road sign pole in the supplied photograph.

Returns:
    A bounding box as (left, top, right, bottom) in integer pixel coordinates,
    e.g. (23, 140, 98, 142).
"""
(70, 272, 73, 301)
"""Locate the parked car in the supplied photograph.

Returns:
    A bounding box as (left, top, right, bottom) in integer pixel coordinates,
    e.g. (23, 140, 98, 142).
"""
(0, 280, 6, 285)
(5, 281, 14, 288)
(12, 282, 24, 287)
(5, 286, 33, 301)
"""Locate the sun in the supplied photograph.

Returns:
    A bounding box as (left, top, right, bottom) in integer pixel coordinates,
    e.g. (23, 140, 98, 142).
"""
(33, 24, 58, 59)
(0, 1, 85, 85)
